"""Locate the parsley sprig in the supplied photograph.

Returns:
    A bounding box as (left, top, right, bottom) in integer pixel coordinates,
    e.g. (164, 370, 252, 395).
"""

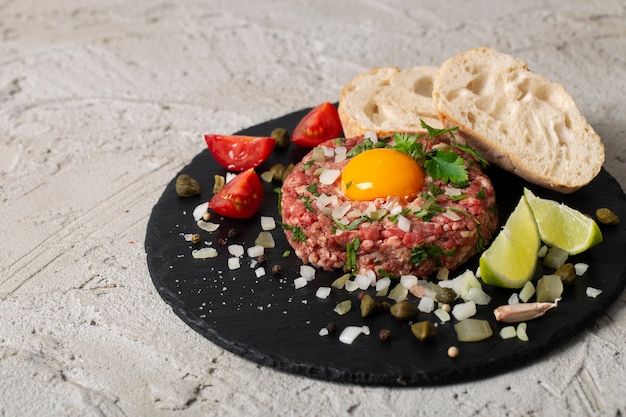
(391, 120, 488, 185)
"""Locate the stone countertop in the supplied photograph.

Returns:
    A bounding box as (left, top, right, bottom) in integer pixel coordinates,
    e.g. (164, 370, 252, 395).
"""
(1, 1, 625, 416)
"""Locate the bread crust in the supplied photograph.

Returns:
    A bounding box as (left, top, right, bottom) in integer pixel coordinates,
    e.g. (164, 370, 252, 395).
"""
(433, 47, 605, 193)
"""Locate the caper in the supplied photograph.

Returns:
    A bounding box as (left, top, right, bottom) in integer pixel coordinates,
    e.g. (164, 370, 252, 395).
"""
(269, 163, 286, 180)
(411, 321, 437, 342)
(435, 287, 457, 304)
(596, 208, 620, 225)
(175, 174, 201, 197)
(554, 262, 576, 285)
(389, 300, 419, 320)
(271, 127, 290, 148)
(281, 163, 295, 181)
(360, 294, 377, 318)
(213, 174, 225, 193)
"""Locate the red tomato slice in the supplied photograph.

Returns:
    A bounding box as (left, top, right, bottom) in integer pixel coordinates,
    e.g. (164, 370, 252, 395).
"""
(209, 168, 264, 219)
(204, 134, 276, 171)
(291, 102, 343, 148)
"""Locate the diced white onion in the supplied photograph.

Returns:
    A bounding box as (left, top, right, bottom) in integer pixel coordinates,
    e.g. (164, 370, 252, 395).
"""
(247, 245, 264, 258)
(255, 231, 275, 248)
(444, 187, 462, 196)
(537, 245, 548, 258)
(468, 287, 492, 305)
(193, 202, 209, 221)
(299, 265, 316, 281)
(436, 268, 449, 281)
(375, 277, 391, 292)
(191, 248, 218, 259)
(334, 153, 347, 163)
(575, 263, 589, 276)
(397, 215, 411, 232)
(332, 203, 352, 219)
(452, 301, 477, 321)
(354, 274, 371, 290)
(586, 287, 602, 298)
(319, 169, 341, 185)
(293, 277, 308, 289)
(319, 328, 329, 336)
(316, 287, 331, 299)
(344, 280, 359, 293)
(418, 296, 435, 313)
(228, 244, 245, 257)
(400, 275, 418, 290)
(519, 281, 535, 302)
(517, 322, 529, 341)
(197, 220, 220, 233)
(339, 326, 366, 344)
(388, 283, 408, 303)
(260, 216, 276, 231)
(434, 308, 451, 323)
(507, 293, 520, 305)
(227, 257, 241, 270)
(442, 210, 462, 221)
(225, 172, 236, 183)
(260, 171, 274, 182)
(364, 131, 377, 143)
(322, 146, 335, 157)
(500, 326, 517, 339)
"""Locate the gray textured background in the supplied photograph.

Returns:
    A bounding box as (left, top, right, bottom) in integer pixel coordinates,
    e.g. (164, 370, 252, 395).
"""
(1, 1, 625, 416)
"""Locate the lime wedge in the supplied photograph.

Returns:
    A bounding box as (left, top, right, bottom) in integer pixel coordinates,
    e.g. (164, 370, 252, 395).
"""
(479, 195, 540, 289)
(524, 188, 603, 255)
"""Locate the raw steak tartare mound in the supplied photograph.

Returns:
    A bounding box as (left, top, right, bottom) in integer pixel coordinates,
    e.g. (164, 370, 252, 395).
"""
(280, 132, 499, 279)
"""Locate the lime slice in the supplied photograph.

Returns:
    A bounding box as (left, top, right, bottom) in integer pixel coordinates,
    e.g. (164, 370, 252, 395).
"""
(479, 195, 540, 289)
(524, 188, 603, 255)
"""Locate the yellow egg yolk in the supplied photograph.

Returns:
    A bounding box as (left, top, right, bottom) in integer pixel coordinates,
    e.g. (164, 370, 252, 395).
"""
(341, 148, 424, 201)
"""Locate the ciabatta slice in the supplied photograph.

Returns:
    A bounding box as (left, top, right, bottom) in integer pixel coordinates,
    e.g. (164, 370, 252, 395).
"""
(432, 47, 604, 193)
(338, 66, 442, 138)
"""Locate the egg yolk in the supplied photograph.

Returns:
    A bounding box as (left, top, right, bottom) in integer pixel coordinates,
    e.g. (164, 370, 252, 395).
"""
(341, 148, 424, 201)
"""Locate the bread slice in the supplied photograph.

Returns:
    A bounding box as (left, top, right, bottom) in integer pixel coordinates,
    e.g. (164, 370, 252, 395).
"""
(338, 66, 442, 138)
(432, 47, 605, 193)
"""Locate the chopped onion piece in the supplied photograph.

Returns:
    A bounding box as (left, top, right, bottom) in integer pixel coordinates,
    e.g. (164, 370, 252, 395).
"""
(293, 277, 308, 289)
(468, 287, 492, 305)
(444, 187, 462, 196)
(508, 293, 520, 305)
(247, 245, 264, 258)
(452, 301, 477, 321)
(333, 300, 352, 315)
(255, 232, 275, 248)
(300, 265, 316, 281)
(191, 248, 218, 259)
(316, 287, 331, 299)
(260, 171, 274, 182)
(499, 326, 517, 339)
(228, 244, 245, 257)
(586, 287, 602, 298)
(388, 283, 408, 303)
(364, 131, 377, 143)
(436, 268, 450, 281)
(344, 280, 359, 293)
(225, 172, 236, 183)
(397, 215, 411, 232)
(354, 274, 371, 290)
(227, 257, 240, 270)
(376, 277, 391, 292)
(332, 203, 351, 219)
(543, 246, 568, 269)
(575, 263, 589, 276)
(418, 296, 435, 313)
(339, 326, 366, 344)
(434, 308, 451, 323)
(197, 220, 220, 233)
(193, 202, 209, 221)
(442, 210, 461, 221)
(331, 273, 351, 289)
(319, 169, 341, 185)
(516, 322, 529, 341)
(319, 328, 329, 336)
(519, 281, 535, 303)
(537, 245, 548, 258)
(400, 275, 418, 290)
(454, 319, 493, 342)
(260, 216, 276, 231)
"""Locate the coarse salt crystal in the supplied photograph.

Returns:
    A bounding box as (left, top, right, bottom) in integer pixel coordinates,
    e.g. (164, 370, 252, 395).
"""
(260, 216, 276, 231)
(418, 296, 435, 313)
(586, 287, 602, 298)
(575, 263, 589, 276)
(400, 275, 418, 290)
(192, 202, 209, 221)
(254, 267, 266, 278)
(354, 274, 371, 290)
(294, 277, 308, 289)
(319, 328, 329, 336)
(339, 326, 366, 344)
(247, 245, 264, 258)
(344, 280, 359, 293)
(228, 244, 245, 257)
(228, 257, 241, 270)
(376, 277, 391, 292)
(300, 265, 316, 281)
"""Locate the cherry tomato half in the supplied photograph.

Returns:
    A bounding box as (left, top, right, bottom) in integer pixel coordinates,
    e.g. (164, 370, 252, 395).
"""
(291, 102, 343, 148)
(209, 168, 264, 219)
(204, 134, 276, 171)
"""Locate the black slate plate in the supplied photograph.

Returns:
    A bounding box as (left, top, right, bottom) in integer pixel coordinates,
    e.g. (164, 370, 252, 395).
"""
(145, 107, 626, 386)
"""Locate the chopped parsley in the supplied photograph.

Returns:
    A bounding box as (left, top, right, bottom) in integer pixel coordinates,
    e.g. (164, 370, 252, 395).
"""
(306, 183, 320, 197)
(345, 236, 361, 273)
(298, 195, 315, 212)
(278, 222, 306, 242)
(410, 245, 456, 265)
(332, 216, 365, 231)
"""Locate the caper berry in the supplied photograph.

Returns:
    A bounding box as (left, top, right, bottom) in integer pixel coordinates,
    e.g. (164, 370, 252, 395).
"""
(596, 208, 620, 225)
(554, 262, 576, 285)
(271, 127, 290, 148)
(359, 294, 377, 318)
(269, 164, 286, 181)
(175, 174, 201, 197)
(435, 287, 457, 304)
(389, 300, 419, 320)
(411, 321, 437, 341)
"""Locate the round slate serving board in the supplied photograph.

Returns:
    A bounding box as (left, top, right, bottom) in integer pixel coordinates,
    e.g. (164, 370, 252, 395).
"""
(145, 107, 626, 386)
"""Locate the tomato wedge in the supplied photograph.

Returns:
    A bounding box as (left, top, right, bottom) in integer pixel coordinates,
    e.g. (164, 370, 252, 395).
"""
(209, 168, 263, 219)
(204, 134, 276, 171)
(291, 102, 343, 148)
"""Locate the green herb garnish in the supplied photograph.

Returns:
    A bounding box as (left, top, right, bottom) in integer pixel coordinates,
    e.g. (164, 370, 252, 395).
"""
(410, 245, 456, 265)
(278, 222, 306, 242)
(346, 236, 361, 273)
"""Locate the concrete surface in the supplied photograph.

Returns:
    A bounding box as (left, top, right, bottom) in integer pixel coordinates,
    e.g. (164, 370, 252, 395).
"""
(1, 0, 626, 416)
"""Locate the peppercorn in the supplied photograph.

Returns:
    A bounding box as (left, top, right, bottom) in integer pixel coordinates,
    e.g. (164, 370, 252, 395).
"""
(227, 228, 237, 238)
(271, 264, 282, 275)
(326, 322, 337, 334)
(257, 254, 267, 265)
(379, 329, 391, 342)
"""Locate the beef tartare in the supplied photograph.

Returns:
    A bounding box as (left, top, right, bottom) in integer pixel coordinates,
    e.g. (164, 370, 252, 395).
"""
(280, 131, 498, 279)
